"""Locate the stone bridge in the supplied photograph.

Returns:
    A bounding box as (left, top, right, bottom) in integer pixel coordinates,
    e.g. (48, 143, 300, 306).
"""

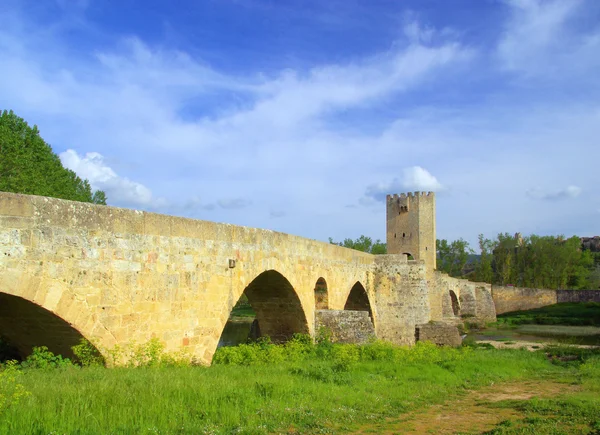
(0, 192, 496, 364)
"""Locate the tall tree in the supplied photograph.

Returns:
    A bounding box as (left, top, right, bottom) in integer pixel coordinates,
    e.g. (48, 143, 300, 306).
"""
(0, 110, 106, 204)
(436, 238, 473, 277)
(473, 234, 495, 283)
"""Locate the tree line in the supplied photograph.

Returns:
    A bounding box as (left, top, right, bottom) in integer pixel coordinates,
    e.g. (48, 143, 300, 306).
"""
(0, 110, 106, 204)
(331, 234, 600, 290)
(438, 234, 599, 290)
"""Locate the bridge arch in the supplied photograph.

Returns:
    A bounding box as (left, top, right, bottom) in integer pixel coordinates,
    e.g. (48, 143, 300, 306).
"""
(314, 277, 329, 309)
(216, 269, 309, 349)
(449, 290, 460, 316)
(0, 292, 100, 361)
(343, 281, 373, 320)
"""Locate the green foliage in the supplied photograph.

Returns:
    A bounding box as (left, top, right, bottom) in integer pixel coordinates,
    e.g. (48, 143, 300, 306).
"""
(482, 355, 600, 434)
(229, 293, 256, 318)
(0, 361, 29, 415)
(0, 110, 106, 204)
(493, 233, 594, 289)
(446, 232, 599, 289)
(473, 234, 494, 283)
(496, 303, 600, 327)
(328, 235, 387, 254)
(436, 238, 473, 277)
(103, 338, 191, 368)
(71, 339, 105, 367)
(1, 343, 566, 434)
(542, 344, 600, 367)
(19, 346, 73, 370)
(213, 336, 472, 368)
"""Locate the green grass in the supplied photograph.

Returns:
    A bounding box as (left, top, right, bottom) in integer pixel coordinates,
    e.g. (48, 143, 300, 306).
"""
(2, 340, 596, 434)
(229, 299, 256, 318)
(497, 302, 600, 327)
(481, 356, 600, 434)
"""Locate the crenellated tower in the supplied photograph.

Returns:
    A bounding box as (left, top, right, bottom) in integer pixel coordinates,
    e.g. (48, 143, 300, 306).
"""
(386, 192, 436, 270)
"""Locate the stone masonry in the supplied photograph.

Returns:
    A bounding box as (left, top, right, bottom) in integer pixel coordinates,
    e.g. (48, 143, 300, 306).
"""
(0, 191, 497, 363)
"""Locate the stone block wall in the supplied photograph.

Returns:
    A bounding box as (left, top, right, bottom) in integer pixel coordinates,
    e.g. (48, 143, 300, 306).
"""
(415, 322, 462, 347)
(491, 286, 557, 314)
(431, 272, 496, 323)
(557, 290, 600, 303)
(314, 310, 375, 344)
(0, 192, 377, 364)
(371, 255, 431, 345)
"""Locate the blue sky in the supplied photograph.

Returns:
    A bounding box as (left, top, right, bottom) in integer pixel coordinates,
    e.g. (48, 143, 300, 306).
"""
(1, 0, 599, 248)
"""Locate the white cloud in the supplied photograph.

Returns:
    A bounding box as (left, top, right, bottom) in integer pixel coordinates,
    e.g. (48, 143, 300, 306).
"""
(526, 185, 582, 201)
(497, 0, 600, 76)
(1, 3, 599, 245)
(364, 167, 444, 202)
(59, 149, 158, 207)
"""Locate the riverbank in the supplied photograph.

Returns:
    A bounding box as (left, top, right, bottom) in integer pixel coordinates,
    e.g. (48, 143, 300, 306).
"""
(1, 340, 599, 434)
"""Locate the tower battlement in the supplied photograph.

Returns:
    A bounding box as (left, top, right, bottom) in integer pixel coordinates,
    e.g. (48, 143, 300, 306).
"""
(386, 191, 436, 270)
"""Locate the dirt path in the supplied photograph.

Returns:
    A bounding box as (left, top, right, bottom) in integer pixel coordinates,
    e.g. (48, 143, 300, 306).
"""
(354, 379, 580, 434)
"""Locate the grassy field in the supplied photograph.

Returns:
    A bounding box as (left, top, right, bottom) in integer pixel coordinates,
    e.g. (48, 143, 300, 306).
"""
(496, 302, 600, 327)
(1, 339, 600, 434)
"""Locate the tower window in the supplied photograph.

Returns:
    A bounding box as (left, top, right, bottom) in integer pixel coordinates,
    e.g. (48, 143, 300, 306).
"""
(402, 233, 405, 237)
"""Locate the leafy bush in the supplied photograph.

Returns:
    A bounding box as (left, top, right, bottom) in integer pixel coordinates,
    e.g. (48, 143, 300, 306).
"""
(213, 336, 474, 367)
(0, 361, 29, 414)
(71, 339, 105, 367)
(20, 346, 73, 369)
(103, 338, 191, 367)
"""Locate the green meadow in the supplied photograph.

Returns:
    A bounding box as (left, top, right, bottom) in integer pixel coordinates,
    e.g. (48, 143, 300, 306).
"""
(1, 337, 599, 434)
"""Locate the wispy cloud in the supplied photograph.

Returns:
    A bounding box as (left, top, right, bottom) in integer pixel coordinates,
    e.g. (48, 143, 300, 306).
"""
(217, 198, 252, 210)
(59, 150, 160, 207)
(497, 0, 600, 77)
(1, 0, 599, 245)
(526, 185, 582, 201)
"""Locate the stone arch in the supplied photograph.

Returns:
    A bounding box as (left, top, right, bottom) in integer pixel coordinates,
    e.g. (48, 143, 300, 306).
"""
(314, 277, 328, 310)
(403, 252, 415, 260)
(449, 290, 460, 316)
(344, 281, 373, 320)
(0, 292, 99, 360)
(218, 270, 309, 346)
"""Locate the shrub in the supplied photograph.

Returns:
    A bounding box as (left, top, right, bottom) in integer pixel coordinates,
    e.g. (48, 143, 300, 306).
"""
(20, 346, 73, 369)
(72, 339, 105, 367)
(0, 361, 29, 414)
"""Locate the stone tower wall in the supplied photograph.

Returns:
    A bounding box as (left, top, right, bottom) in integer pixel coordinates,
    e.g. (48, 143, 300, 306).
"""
(386, 192, 436, 270)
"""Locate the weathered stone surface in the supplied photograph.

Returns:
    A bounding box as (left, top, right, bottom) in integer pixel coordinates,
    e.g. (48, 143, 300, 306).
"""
(557, 290, 600, 303)
(0, 191, 498, 364)
(386, 192, 436, 271)
(581, 237, 600, 253)
(373, 254, 431, 345)
(415, 322, 462, 347)
(491, 286, 557, 314)
(315, 310, 375, 344)
(431, 272, 496, 324)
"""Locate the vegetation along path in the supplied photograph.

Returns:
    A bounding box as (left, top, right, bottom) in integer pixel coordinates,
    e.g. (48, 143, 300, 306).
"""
(355, 378, 584, 434)
(1, 338, 599, 434)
